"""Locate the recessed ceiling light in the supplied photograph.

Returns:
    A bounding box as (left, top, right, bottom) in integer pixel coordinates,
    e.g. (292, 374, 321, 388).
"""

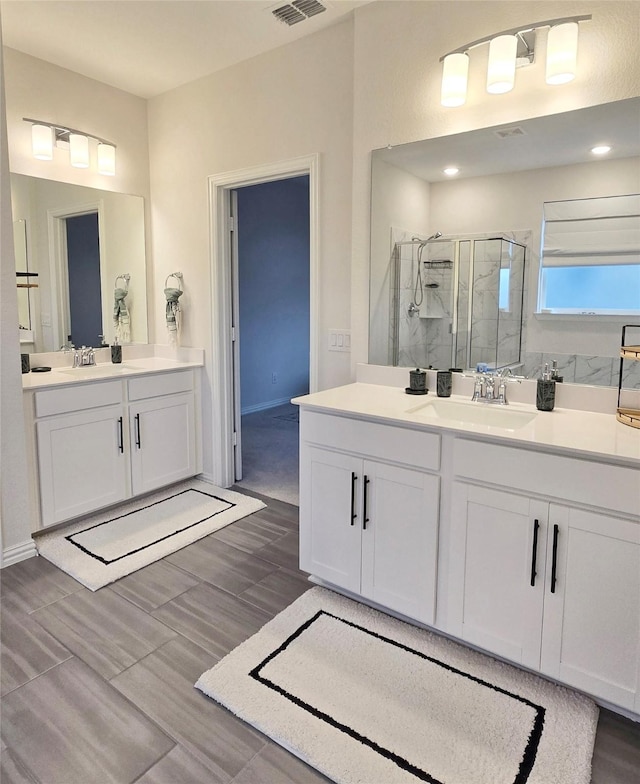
(591, 145, 611, 155)
(443, 166, 460, 176)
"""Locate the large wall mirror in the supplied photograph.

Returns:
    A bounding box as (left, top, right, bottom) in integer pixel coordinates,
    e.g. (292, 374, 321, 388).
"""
(370, 98, 640, 387)
(11, 174, 148, 352)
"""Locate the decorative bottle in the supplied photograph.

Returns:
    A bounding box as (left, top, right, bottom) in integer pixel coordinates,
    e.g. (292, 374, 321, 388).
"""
(536, 363, 555, 411)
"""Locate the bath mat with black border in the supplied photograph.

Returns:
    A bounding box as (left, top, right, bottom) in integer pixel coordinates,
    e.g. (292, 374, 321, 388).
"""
(36, 479, 265, 590)
(196, 587, 598, 784)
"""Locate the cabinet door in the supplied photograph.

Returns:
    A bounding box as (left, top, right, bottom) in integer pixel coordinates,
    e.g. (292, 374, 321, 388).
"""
(129, 393, 196, 495)
(299, 446, 362, 593)
(448, 483, 546, 669)
(37, 405, 128, 526)
(541, 506, 640, 712)
(360, 462, 439, 625)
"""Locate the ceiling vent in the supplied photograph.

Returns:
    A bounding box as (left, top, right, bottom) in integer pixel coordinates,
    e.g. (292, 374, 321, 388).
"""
(494, 126, 527, 139)
(272, 0, 327, 26)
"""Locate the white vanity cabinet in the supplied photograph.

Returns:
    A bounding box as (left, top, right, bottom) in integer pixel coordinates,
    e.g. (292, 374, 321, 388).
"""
(36, 382, 128, 527)
(300, 412, 440, 625)
(448, 438, 640, 713)
(32, 370, 198, 528)
(128, 372, 196, 495)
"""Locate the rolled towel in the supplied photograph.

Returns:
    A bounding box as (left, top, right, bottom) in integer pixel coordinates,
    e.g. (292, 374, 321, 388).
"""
(165, 287, 183, 347)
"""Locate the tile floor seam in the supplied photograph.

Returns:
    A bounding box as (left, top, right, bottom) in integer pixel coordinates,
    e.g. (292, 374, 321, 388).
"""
(110, 576, 205, 615)
(0, 653, 74, 700)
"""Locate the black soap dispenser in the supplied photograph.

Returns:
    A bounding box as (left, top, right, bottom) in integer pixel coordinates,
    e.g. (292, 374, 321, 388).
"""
(536, 363, 556, 411)
(111, 336, 122, 364)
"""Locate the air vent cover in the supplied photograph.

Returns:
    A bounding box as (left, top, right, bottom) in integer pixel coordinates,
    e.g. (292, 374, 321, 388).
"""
(494, 126, 527, 139)
(273, 0, 326, 26)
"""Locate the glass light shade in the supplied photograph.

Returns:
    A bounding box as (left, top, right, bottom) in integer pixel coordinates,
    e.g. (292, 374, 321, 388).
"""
(441, 52, 469, 107)
(69, 133, 89, 168)
(487, 34, 518, 94)
(97, 143, 116, 176)
(546, 22, 579, 85)
(31, 124, 53, 160)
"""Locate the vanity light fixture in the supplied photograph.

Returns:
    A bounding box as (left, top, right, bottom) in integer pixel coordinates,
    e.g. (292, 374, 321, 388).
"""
(24, 118, 117, 174)
(591, 145, 612, 155)
(440, 14, 591, 107)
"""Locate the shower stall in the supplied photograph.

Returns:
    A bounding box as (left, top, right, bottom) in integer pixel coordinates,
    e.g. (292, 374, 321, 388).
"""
(388, 233, 526, 371)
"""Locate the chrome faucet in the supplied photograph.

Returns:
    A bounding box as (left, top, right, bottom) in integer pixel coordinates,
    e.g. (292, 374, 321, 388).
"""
(471, 367, 523, 405)
(72, 346, 96, 367)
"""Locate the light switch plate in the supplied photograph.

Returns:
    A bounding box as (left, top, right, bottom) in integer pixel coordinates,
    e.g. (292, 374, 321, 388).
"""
(328, 329, 351, 352)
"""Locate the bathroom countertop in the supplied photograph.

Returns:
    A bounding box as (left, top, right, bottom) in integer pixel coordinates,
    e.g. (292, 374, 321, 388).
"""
(22, 356, 203, 391)
(293, 383, 640, 467)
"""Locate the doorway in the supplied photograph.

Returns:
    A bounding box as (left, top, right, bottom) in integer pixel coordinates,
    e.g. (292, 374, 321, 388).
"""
(65, 212, 102, 347)
(232, 176, 310, 505)
(208, 154, 319, 491)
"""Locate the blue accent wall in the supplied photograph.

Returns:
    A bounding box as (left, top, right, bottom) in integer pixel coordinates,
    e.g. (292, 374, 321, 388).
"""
(237, 176, 310, 413)
(66, 212, 102, 347)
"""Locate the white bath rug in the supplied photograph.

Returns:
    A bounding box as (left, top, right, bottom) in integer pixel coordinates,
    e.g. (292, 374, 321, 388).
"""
(36, 479, 265, 591)
(196, 587, 598, 784)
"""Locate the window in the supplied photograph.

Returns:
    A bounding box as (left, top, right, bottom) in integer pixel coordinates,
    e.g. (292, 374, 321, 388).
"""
(538, 194, 640, 314)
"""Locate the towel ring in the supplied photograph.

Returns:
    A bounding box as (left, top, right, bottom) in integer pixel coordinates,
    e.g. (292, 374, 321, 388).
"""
(115, 274, 130, 290)
(165, 272, 183, 288)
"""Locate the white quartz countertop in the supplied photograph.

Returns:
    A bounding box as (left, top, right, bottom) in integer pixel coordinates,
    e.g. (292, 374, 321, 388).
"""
(293, 383, 640, 467)
(22, 356, 203, 390)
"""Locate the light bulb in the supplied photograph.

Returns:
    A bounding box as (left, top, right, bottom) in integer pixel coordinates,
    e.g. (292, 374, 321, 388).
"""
(69, 133, 89, 168)
(487, 34, 517, 94)
(546, 22, 579, 85)
(97, 143, 116, 175)
(31, 124, 53, 160)
(441, 52, 469, 107)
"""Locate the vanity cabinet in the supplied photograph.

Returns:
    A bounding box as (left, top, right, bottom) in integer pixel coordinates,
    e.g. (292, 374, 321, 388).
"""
(449, 439, 640, 713)
(32, 370, 198, 528)
(300, 412, 440, 625)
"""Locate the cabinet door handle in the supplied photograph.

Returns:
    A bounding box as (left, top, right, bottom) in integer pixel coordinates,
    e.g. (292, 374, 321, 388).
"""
(550, 524, 559, 594)
(363, 476, 370, 530)
(350, 472, 358, 525)
(134, 413, 141, 449)
(117, 416, 124, 453)
(530, 518, 540, 587)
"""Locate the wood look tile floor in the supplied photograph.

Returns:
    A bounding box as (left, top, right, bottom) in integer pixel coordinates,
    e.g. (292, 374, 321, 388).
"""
(2, 490, 639, 784)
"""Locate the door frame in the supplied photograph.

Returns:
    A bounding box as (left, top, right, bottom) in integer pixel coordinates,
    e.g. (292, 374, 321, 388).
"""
(208, 154, 319, 487)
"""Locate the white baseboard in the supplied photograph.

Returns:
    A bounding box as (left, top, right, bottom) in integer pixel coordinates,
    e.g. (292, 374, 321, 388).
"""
(2, 539, 37, 568)
(241, 396, 293, 415)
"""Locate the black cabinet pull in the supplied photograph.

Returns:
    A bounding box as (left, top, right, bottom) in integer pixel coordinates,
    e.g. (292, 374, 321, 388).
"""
(530, 519, 540, 587)
(350, 472, 358, 525)
(134, 413, 141, 449)
(363, 476, 370, 529)
(117, 416, 124, 453)
(550, 524, 559, 594)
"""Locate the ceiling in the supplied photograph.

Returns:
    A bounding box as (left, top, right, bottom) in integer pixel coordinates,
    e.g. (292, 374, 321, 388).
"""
(0, 0, 369, 99)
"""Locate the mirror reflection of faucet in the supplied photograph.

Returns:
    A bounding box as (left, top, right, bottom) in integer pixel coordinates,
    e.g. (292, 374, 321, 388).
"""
(72, 346, 96, 368)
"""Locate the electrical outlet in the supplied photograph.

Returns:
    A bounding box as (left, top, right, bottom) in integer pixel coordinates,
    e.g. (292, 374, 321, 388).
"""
(272, 372, 278, 384)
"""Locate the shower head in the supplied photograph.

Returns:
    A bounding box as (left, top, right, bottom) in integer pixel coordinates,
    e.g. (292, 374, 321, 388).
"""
(414, 231, 443, 248)
(428, 231, 442, 241)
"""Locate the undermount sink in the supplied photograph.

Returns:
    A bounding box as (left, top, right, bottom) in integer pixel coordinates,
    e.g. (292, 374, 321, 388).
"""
(58, 364, 136, 378)
(408, 398, 537, 431)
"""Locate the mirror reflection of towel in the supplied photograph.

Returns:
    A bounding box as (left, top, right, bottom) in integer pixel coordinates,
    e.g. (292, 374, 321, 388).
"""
(113, 287, 130, 342)
(165, 287, 183, 347)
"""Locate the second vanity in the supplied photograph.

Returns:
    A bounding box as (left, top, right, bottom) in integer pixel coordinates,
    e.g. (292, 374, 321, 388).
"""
(22, 351, 203, 531)
(293, 369, 640, 716)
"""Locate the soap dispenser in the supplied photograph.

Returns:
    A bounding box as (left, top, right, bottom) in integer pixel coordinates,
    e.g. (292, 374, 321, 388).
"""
(111, 336, 122, 364)
(536, 363, 556, 411)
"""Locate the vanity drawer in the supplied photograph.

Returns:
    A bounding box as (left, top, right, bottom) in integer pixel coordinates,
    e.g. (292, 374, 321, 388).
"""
(301, 410, 440, 471)
(128, 370, 193, 401)
(453, 438, 640, 517)
(35, 380, 122, 417)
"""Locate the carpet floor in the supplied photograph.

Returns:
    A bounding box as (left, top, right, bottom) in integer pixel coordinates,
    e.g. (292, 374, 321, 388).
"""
(35, 480, 265, 591)
(197, 587, 599, 784)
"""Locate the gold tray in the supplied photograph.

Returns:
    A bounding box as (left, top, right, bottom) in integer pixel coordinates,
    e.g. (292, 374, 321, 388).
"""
(616, 407, 640, 429)
(620, 345, 640, 360)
